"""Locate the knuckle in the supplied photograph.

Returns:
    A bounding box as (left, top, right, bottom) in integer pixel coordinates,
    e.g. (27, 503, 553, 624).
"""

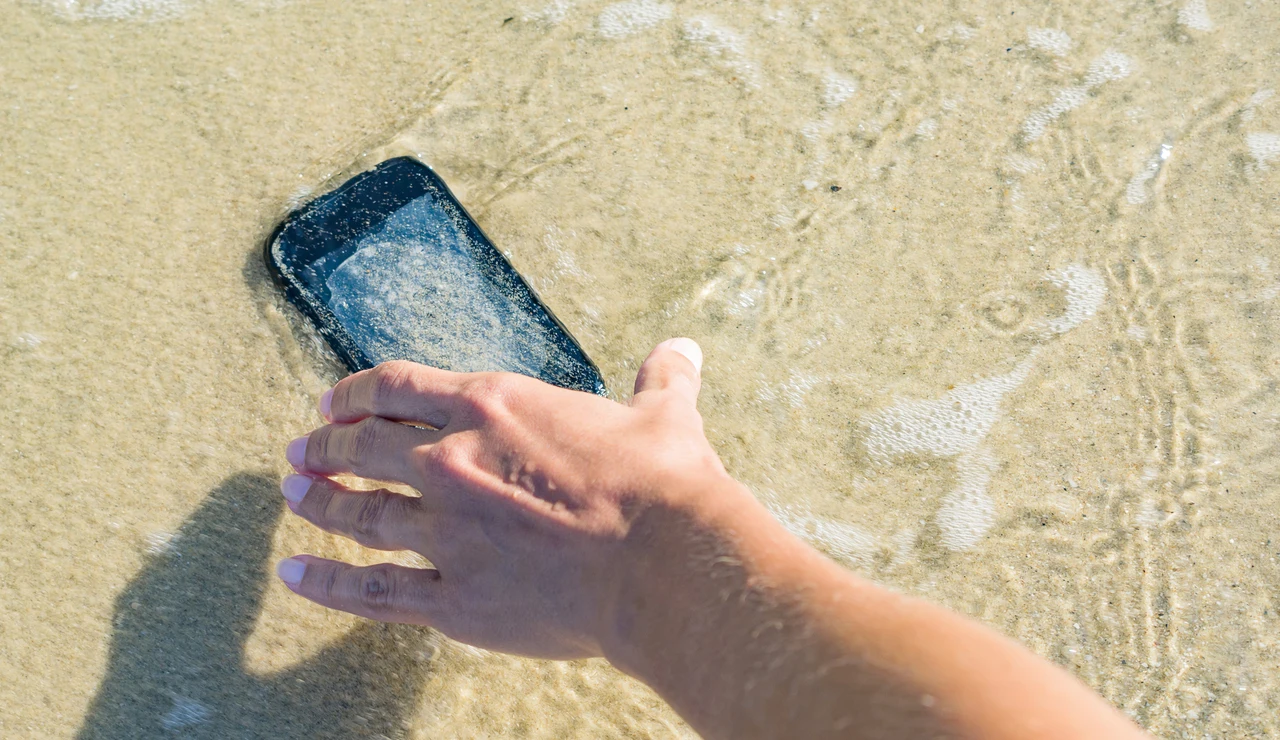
(369, 361, 417, 407)
(457, 374, 516, 418)
(309, 426, 336, 467)
(357, 566, 396, 612)
(348, 418, 383, 470)
(350, 491, 390, 544)
(320, 564, 341, 602)
(422, 437, 471, 479)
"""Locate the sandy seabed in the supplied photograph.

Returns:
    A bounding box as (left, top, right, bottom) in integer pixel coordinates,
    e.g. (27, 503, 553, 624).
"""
(2, 0, 1279, 737)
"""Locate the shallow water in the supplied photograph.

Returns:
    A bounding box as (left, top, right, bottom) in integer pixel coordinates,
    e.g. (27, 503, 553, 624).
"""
(2, 0, 1279, 737)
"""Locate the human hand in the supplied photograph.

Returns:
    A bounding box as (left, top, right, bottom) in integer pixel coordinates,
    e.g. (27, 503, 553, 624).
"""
(277, 338, 739, 660)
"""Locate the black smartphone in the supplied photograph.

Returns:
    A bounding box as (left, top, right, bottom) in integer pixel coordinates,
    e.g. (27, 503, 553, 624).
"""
(264, 157, 607, 395)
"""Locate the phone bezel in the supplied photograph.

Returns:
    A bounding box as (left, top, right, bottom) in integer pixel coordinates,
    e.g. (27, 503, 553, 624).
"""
(262, 157, 607, 395)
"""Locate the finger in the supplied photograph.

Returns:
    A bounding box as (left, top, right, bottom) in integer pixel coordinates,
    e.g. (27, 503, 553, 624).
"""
(632, 337, 703, 407)
(322, 360, 464, 428)
(286, 417, 442, 485)
(282, 474, 431, 552)
(277, 555, 444, 625)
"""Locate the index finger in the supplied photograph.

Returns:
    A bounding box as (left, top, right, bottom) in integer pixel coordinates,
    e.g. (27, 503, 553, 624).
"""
(325, 360, 464, 428)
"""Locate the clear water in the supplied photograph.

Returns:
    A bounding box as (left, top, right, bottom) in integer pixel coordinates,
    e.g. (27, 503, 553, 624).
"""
(3, 0, 1279, 737)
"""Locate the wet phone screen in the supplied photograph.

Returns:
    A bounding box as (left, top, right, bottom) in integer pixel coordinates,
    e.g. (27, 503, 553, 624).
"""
(264, 157, 607, 395)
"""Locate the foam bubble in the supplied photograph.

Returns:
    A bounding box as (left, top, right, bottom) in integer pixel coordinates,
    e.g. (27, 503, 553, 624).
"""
(1022, 86, 1089, 141)
(1023, 51, 1133, 141)
(597, 0, 672, 39)
(683, 16, 759, 87)
(1003, 153, 1044, 175)
(1083, 50, 1134, 87)
(862, 356, 1036, 461)
(822, 73, 858, 107)
(1178, 0, 1214, 32)
(800, 119, 832, 141)
(761, 491, 876, 566)
(1242, 89, 1274, 123)
(523, 0, 575, 25)
(1027, 27, 1072, 57)
(1040, 264, 1107, 334)
(41, 0, 190, 20)
(861, 357, 1034, 551)
(1247, 132, 1280, 169)
(858, 264, 1104, 550)
(936, 449, 999, 550)
(756, 371, 821, 408)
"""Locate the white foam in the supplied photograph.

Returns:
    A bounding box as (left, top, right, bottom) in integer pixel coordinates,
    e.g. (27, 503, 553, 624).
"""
(1027, 27, 1072, 57)
(1178, 0, 1214, 32)
(822, 73, 858, 108)
(1022, 86, 1089, 141)
(856, 264, 1105, 550)
(761, 491, 876, 566)
(1040, 264, 1107, 334)
(936, 449, 999, 550)
(1242, 89, 1274, 123)
(683, 16, 759, 87)
(756, 371, 821, 408)
(1022, 51, 1133, 141)
(800, 119, 832, 141)
(915, 117, 938, 139)
(41, 0, 190, 21)
(863, 356, 1036, 462)
(861, 356, 1034, 551)
(1003, 153, 1044, 175)
(523, 0, 575, 25)
(1083, 50, 1134, 87)
(597, 0, 672, 39)
(1247, 133, 1280, 169)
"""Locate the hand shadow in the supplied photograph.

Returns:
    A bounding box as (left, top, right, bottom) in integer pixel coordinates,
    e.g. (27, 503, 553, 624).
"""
(77, 472, 434, 739)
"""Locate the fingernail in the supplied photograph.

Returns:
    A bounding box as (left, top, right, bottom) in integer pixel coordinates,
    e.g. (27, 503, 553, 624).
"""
(277, 557, 306, 586)
(281, 474, 312, 506)
(662, 337, 703, 373)
(318, 389, 333, 421)
(285, 436, 309, 469)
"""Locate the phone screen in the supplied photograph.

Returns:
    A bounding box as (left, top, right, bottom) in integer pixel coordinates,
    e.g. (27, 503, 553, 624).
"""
(265, 158, 607, 395)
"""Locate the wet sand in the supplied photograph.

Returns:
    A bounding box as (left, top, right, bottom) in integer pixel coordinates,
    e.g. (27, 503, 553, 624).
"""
(2, 0, 1279, 736)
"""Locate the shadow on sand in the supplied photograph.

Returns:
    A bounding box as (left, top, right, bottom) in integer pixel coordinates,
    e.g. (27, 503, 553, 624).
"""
(77, 472, 434, 739)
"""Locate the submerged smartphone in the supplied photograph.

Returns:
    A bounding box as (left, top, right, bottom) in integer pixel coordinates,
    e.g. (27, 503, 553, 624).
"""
(264, 157, 607, 395)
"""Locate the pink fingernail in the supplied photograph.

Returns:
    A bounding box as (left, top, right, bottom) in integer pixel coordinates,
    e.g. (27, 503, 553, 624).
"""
(281, 474, 312, 506)
(285, 436, 309, 470)
(277, 557, 306, 586)
(318, 389, 333, 420)
(661, 337, 703, 373)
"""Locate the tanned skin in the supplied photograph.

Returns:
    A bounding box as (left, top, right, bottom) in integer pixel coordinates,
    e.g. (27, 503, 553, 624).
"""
(275, 338, 1149, 740)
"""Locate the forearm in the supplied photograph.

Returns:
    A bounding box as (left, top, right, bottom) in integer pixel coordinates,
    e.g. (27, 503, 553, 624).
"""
(604, 476, 1148, 740)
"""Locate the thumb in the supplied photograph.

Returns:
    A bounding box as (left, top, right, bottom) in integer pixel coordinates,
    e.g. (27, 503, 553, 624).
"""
(633, 337, 703, 407)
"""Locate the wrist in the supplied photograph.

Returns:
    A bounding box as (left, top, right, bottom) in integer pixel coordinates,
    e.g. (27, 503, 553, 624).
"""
(599, 471, 786, 681)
